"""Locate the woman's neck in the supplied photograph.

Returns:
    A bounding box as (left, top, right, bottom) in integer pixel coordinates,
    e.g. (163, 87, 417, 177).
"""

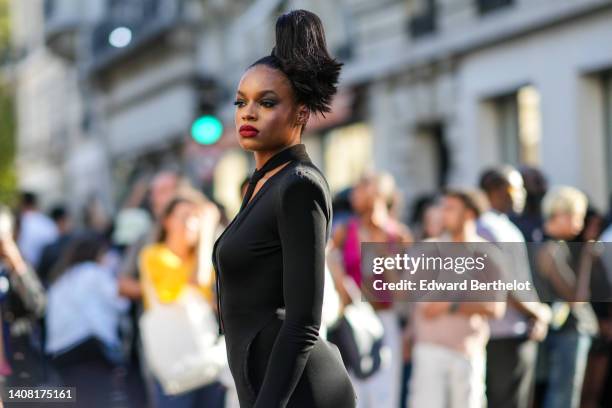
(164, 236, 191, 260)
(253, 139, 301, 169)
(359, 201, 390, 230)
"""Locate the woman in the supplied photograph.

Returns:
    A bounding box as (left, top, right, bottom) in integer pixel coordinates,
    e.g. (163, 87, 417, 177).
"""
(212, 10, 356, 408)
(534, 186, 599, 408)
(46, 231, 128, 408)
(328, 172, 412, 408)
(139, 194, 226, 408)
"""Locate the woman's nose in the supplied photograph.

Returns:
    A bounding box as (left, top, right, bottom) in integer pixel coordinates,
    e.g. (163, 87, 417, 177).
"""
(242, 103, 257, 121)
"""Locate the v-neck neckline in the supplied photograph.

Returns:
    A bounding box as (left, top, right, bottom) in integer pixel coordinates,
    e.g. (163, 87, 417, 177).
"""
(216, 159, 297, 244)
(243, 161, 292, 209)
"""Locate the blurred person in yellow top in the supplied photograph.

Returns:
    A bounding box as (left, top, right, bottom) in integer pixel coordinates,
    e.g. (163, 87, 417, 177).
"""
(139, 192, 226, 407)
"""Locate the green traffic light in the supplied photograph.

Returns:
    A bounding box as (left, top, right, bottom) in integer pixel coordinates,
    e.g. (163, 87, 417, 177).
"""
(191, 115, 223, 145)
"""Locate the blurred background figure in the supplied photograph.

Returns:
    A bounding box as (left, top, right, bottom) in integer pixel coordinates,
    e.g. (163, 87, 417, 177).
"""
(119, 169, 189, 301)
(37, 205, 73, 289)
(328, 171, 412, 408)
(82, 194, 113, 236)
(16, 192, 58, 268)
(117, 169, 198, 407)
(45, 231, 129, 408)
(599, 202, 612, 407)
(512, 167, 549, 243)
(575, 205, 612, 408)
(138, 193, 225, 408)
(409, 194, 443, 241)
(576, 206, 606, 243)
(0, 205, 46, 380)
(477, 166, 551, 408)
(107, 208, 152, 273)
(407, 188, 505, 408)
(534, 186, 599, 408)
(331, 187, 355, 231)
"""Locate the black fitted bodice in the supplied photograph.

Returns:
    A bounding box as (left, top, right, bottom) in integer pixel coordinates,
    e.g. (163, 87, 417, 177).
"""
(211, 145, 356, 408)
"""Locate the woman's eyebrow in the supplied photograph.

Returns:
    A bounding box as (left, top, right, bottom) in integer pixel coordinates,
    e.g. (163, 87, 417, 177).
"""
(235, 90, 278, 98)
(258, 90, 278, 97)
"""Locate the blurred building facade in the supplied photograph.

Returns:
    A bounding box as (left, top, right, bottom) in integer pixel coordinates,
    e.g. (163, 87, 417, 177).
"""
(9, 0, 612, 218)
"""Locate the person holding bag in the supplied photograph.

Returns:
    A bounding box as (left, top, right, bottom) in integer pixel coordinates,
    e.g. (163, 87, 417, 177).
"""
(139, 193, 227, 408)
(327, 172, 412, 408)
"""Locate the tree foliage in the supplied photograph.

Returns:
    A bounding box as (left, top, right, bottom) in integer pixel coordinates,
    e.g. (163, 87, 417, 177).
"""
(0, 0, 8, 60)
(0, 0, 17, 205)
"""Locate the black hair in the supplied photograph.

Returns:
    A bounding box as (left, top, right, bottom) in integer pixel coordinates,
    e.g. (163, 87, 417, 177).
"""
(249, 9, 343, 116)
(410, 194, 440, 225)
(49, 231, 108, 284)
(20, 191, 37, 208)
(519, 165, 548, 215)
(443, 188, 489, 218)
(479, 165, 517, 193)
(156, 195, 202, 244)
(49, 205, 68, 222)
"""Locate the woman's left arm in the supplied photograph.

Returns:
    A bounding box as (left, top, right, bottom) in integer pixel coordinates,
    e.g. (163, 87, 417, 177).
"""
(253, 174, 328, 408)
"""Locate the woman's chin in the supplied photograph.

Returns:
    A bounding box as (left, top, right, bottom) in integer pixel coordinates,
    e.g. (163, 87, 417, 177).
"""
(238, 137, 266, 151)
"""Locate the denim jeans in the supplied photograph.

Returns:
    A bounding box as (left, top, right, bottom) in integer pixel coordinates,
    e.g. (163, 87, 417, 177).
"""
(543, 330, 591, 408)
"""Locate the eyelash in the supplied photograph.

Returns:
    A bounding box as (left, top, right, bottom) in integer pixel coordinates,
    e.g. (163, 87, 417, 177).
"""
(233, 100, 276, 108)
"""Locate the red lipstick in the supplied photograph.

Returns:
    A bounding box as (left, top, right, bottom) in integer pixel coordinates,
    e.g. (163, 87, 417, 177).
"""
(239, 125, 259, 138)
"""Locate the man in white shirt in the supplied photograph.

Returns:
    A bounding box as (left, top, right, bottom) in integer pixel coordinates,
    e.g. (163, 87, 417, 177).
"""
(477, 167, 551, 408)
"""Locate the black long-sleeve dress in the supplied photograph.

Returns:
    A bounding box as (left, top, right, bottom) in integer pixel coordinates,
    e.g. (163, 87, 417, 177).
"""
(212, 144, 356, 408)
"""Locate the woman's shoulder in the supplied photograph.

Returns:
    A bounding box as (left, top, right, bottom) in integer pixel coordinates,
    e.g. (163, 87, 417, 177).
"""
(141, 242, 165, 256)
(277, 161, 330, 198)
(139, 243, 169, 268)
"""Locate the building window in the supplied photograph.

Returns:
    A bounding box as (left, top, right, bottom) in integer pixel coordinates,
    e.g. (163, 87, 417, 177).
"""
(107, 0, 160, 21)
(495, 85, 541, 166)
(323, 123, 373, 194)
(414, 123, 449, 189)
(334, 41, 354, 62)
(476, 0, 514, 15)
(43, 0, 55, 19)
(604, 71, 612, 200)
(409, 0, 436, 39)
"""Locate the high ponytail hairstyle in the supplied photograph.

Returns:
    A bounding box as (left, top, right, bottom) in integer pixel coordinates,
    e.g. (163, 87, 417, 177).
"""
(249, 9, 343, 116)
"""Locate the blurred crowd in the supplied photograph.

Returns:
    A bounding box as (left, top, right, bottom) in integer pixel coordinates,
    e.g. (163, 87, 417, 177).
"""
(0, 162, 611, 408)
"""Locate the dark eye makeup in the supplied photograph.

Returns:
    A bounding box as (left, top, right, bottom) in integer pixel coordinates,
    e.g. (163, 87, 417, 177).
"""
(260, 99, 277, 108)
(233, 97, 278, 108)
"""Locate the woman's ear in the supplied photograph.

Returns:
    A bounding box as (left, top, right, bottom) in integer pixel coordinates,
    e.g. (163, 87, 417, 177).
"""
(296, 105, 310, 127)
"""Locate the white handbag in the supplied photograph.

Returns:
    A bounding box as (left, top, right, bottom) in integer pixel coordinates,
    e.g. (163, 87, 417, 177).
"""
(139, 274, 228, 395)
(327, 276, 386, 379)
